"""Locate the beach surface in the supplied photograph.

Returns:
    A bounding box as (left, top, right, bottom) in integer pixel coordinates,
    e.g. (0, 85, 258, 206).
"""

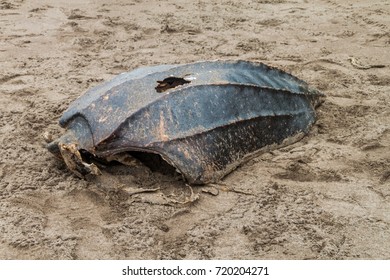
(0, 0, 389, 259)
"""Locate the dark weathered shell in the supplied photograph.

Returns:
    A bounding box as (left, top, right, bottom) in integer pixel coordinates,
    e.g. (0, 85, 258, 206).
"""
(49, 60, 323, 184)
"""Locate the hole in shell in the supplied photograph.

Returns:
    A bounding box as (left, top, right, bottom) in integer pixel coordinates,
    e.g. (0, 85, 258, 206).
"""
(155, 77, 190, 93)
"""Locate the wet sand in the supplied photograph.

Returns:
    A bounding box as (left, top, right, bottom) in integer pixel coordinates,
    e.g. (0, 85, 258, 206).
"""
(0, 0, 389, 259)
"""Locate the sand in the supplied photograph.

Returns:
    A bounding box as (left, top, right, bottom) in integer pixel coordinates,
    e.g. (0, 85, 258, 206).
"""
(0, 0, 389, 259)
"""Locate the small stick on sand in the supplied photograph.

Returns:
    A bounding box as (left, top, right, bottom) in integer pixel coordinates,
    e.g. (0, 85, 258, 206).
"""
(348, 57, 386, 70)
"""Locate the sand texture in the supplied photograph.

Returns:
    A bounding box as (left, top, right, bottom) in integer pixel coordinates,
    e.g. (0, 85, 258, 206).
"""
(0, 0, 389, 259)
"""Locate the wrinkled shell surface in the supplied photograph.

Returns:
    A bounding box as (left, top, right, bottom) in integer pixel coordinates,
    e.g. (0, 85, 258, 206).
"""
(51, 60, 323, 184)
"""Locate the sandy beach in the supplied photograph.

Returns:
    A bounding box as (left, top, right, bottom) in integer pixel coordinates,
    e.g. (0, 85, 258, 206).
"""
(0, 0, 389, 259)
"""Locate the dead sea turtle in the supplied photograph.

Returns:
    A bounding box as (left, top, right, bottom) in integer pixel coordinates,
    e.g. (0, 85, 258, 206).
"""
(47, 60, 324, 184)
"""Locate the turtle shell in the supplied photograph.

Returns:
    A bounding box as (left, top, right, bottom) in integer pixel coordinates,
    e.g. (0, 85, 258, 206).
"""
(50, 60, 324, 184)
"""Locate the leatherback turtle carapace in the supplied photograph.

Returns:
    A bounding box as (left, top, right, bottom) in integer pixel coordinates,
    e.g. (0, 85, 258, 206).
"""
(47, 60, 324, 184)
